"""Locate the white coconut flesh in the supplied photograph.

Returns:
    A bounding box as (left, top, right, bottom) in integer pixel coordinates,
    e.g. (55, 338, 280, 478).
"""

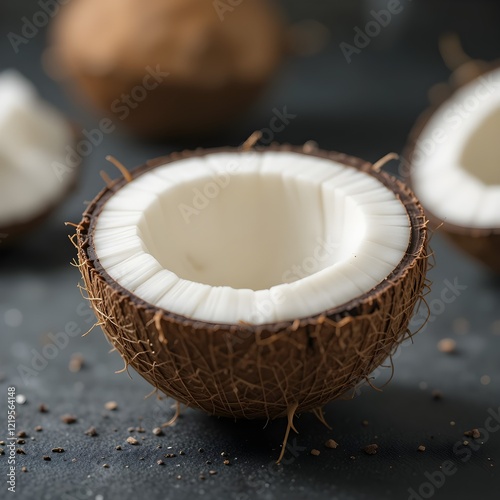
(0, 70, 74, 229)
(411, 67, 500, 228)
(93, 151, 411, 325)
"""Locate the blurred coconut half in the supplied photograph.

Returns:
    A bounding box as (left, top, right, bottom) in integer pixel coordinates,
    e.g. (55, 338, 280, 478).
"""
(407, 56, 500, 272)
(47, 0, 286, 139)
(0, 70, 77, 241)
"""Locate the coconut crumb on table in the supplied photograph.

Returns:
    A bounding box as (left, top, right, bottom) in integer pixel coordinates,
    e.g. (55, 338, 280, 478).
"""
(437, 338, 456, 353)
(325, 439, 338, 449)
(60, 414, 77, 424)
(464, 428, 481, 439)
(363, 444, 378, 455)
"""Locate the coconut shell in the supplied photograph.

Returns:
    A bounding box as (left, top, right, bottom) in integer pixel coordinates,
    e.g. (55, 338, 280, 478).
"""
(49, 0, 286, 139)
(405, 62, 500, 273)
(75, 145, 429, 420)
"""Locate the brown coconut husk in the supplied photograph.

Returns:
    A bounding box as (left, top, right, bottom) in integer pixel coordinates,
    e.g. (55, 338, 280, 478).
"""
(48, 0, 286, 139)
(73, 144, 429, 433)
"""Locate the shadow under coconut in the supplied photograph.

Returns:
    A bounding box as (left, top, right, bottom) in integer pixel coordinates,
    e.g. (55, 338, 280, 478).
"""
(190, 383, 499, 499)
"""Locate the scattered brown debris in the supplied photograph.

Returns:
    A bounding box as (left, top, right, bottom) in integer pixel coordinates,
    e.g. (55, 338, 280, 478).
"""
(152, 427, 164, 436)
(450, 421, 456, 426)
(417, 445, 426, 452)
(165, 453, 176, 458)
(39, 404, 49, 413)
(43, 456, 51, 461)
(52, 448, 65, 453)
(179, 450, 185, 456)
(157, 459, 164, 465)
(17, 431, 27, 438)
(325, 439, 339, 449)
(431, 390, 443, 401)
(126, 437, 139, 445)
(209, 470, 217, 476)
(361, 420, 369, 427)
(69, 353, 85, 373)
(102, 464, 110, 469)
(136, 427, 145, 433)
(464, 428, 481, 439)
(104, 401, 118, 411)
(17, 439, 26, 445)
(21, 467, 28, 473)
(363, 444, 379, 455)
(437, 338, 456, 354)
(61, 414, 77, 425)
(34, 426, 43, 432)
(16, 449, 26, 455)
(115, 446, 122, 451)
(310, 449, 321, 456)
(221, 451, 229, 457)
(85, 426, 98, 437)
(0, 449, 4, 455)
(223, 459, 230, 466)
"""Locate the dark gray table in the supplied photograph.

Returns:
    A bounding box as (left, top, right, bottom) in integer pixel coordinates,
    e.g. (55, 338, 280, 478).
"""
(1, 1, 499, 499)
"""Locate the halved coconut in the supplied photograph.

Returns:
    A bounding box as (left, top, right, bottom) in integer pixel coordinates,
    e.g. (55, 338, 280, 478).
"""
(75, 145, 428, 422)
(407, 65, 500, 272)
(0, 70, 78, 241)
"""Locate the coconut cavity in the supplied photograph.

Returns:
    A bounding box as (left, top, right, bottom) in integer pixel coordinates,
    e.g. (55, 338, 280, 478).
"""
(411, 67, 500, 228)
(460, 108, 500, 186)
(93, 151, 411, 325)
(0, 70, 75, 230)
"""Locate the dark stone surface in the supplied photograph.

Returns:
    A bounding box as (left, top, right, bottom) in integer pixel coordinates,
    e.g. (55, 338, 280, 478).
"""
(1, 1, 500, 499)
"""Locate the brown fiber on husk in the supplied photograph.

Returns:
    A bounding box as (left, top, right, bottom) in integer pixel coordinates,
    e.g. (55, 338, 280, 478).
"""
(404, 60, 500, 273)
(75, 145, 429, 420)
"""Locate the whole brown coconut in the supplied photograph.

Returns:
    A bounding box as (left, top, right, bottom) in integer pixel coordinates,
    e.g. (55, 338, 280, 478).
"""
(49, 0, 285, 139)
(74, 144, 429, 426)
